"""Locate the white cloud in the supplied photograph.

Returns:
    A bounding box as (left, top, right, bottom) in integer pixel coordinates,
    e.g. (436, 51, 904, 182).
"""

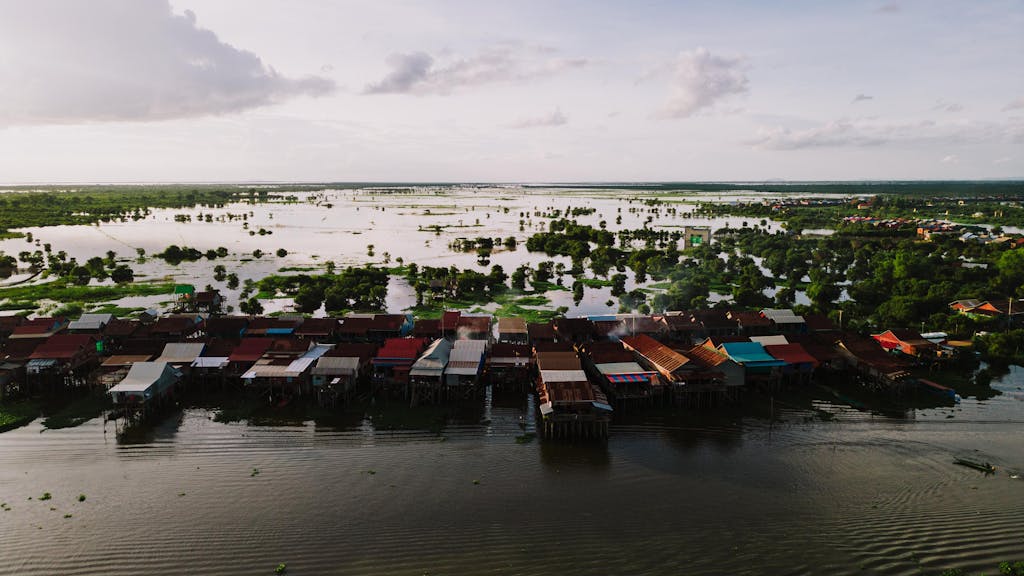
(852, 94, 874, 103)
(509, 109, 567, 129)
(364, 45, 587, 95)
(934, 100, 964, 113)
(941, 154, 959, 164)
(659, 48, 748, 119)
(0, 0, 334, 126)
(876, 3, 901, 14)
(749, 117, 1023, 150)
(1005, 97, 1024, 111)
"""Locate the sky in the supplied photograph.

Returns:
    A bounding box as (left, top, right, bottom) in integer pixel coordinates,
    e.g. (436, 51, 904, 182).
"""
(0, 0, 1022, 183)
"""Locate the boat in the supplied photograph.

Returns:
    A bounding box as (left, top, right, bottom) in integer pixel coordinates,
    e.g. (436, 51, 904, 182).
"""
(954, 458, 996, 474)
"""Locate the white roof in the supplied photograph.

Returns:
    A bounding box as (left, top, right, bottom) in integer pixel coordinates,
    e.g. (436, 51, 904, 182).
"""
(445, 341, 485, 376)
(540, 369, 588, 383)
(596, 362, 651, 375)
(243, 345, 332, 380)
(760, 309, 805, 324)
(68, 313, 113, 331)
(409, 339, 452, 376)
(156, 342, 206, 364)
(191, 356, 229, 369)
(453, 339, 486, 353)
(312, 356, 360, 376)
(109, 362, 180, 394)
(750, 335, 789, 346)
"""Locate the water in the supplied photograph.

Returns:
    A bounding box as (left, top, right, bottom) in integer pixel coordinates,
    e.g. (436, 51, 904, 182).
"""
(0, 186, 784, 317)
(1, 368, 1022, 575)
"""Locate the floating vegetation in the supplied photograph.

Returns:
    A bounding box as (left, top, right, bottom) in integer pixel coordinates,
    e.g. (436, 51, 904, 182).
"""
(367, 470, 376, 475)
(275, 562, 287, 574)
(250, 468, 260, 477)
(472, 479, 481, 485)
(515, 433, 536, 444)
(39, 492, 52, 501)
(63, 514, 72, 519)
(77, 494, 86, 502)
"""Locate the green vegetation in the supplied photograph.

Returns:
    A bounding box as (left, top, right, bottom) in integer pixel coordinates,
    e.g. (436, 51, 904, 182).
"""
(41, 394, 111, 430)
(258, 266, 389, 314)
(40, 492, 52, 501)
(0, 400, 39, 432)
(0, 280, 176, 316)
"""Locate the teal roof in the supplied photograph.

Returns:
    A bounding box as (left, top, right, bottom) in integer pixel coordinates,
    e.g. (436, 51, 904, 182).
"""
(719, 342, 788, 367)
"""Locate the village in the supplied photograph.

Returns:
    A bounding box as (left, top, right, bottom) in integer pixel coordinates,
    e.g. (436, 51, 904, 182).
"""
(1, 281, 1001, 440)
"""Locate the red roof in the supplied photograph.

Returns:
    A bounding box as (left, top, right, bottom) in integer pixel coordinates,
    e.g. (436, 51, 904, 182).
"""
(764, 343, 819, 367)
(490, 343, 532, 359)
(228, 338, 274, 362)
(324, 343, 379, 362)
(102, 318, 141, 337)
(151, 316, 201, 335)
(294, 318, 338, 336)
(337, 316, 372, 335)
(375, 337, 427, 360)
(583, 340, 635, 364)
(0, 338, 41, 361)
(457, 315, 491, 335)
(412, 319, 441, 337)
(369, 315, 406, 332)
(11, 317, 66, 337)
(29, 334, 95, 360)
(527, 322, 556, 341)
(441, 311, 461, 330)
(682, 345, 730, 368)
(621, 335, 690, 372)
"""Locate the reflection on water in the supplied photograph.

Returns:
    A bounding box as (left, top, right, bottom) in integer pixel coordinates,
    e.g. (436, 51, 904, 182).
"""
(0, 370, 1022, 575)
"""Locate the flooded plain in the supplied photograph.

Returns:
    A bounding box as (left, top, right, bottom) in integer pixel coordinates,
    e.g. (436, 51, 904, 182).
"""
(0, 186, 790, 316)
(1, 365, 1022, 576)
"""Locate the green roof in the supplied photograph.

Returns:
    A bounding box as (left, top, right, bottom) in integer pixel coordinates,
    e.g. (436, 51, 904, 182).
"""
(174, 284, 196, 294)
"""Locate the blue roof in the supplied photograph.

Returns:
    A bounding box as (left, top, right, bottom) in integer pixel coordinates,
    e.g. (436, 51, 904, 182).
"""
(719, 342, 788, 367)
(266, 327, 295, 335)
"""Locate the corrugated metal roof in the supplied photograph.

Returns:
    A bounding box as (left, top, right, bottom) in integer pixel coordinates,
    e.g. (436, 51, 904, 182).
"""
(68, 313, 113, 331)
(102, 354, 153, 367)
(409, 339, 452, 376)
(109, 362, 181, 394)
(535, 351, 581, 371)
(312, 356, 360, 376)
(719, 342, 787, 366)
(620, 335, 690, 372)
(764, 343, 819, 367)
(156, 342, 206, 364)
(750, 335, 789, 346)
(540, 369, 588, 383)
(596, 362, 651, 375)
(497, 317, 527, 334)
(191, 356, 229, 369)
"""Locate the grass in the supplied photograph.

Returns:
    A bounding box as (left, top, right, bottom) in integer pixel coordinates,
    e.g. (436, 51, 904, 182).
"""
(577, 278, 614, 288)
(41, 394, 111, 430)
(0, 280, 176, 308)
(86, 304, 147, 317)
(0, 399, 40, 433)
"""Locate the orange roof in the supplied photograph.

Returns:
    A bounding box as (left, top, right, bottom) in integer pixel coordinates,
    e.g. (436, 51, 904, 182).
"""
(621, 335, 690, 372)
(682, 345, 730, 368)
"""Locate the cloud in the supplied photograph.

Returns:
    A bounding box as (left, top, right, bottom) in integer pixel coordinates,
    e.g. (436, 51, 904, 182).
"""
(509, 109, 568, 129)
(876, 3, 901, 13)
(364, 45, 587, 95)
(660, 48, 748, 119)
(941, 154, 959, 164)
(0, 0, 334, 126)
(1004, 97, 1024, 111)
(852, 94, 874, 103)
(749, 117, 1023, 150)
(933, 100, 964, 113)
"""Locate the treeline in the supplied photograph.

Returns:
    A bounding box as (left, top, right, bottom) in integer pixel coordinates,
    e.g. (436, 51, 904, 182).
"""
(257, 266, 390, 314)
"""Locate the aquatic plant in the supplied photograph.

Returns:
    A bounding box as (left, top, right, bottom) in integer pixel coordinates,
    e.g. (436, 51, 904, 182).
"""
(251, 468, 260, 477)
(39, 492, 52, 501)
(515, 433, 536, 444)
(275, 562, 287, 574)
(63, 513, 72, 519)
(77, 494, 86, 502)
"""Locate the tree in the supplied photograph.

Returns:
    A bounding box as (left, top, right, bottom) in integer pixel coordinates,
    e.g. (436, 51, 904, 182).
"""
(276, 248, 288, 258)
(227, 273, 240, 290)
(110, 265, 134, 284)
(240, 297, 264, 316)
(294, 284, 324, 313)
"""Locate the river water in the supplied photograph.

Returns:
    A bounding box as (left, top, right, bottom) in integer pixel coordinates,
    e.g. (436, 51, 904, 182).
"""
(1, 366, 1022, 576)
